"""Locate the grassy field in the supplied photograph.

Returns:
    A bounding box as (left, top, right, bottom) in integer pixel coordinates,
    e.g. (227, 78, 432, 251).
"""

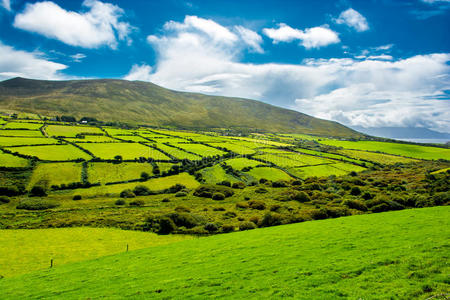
(64, 136, 118, 143)
(45, 125, 103, 137)
(3, 122, 43, 130)
(337, 149, 419, 164)
(0, 152, 29, 168)
(0, 228, 191, 277)
(224, 157, 265, 170)
(287, 163, 365, 178)
(4, 145, 92, 161)
(116, 135, 149, 142)
(246, 166, 293, 181)
(172, 143, 227, 157)
(1, 207, 447, 299)
(206, 142, 256, 155)
(78, 143, 170, 160)
(0, 137, 60, 147)
(153, 143, 202, 160)
(199, 164, 242, 184)
(320, 140, 450, 160)
(0, 130, 43, 137)
(87, 162, 154, 184)
(27, 163, 82, 189)
(294, 148, 364, 165)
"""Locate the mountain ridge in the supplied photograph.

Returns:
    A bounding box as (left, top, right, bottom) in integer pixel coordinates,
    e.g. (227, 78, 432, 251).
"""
(0, 77, 362, 137)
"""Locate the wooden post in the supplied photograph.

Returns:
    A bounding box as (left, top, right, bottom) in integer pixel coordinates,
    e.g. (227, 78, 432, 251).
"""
(126, 244, 129, 252)
(50, 259, 53, 268)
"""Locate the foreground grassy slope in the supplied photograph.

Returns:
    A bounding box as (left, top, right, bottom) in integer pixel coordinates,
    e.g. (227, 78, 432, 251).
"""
(0, 228, 191, 277)
(0, 77, 361, 137)
(1, 207, 448, 299)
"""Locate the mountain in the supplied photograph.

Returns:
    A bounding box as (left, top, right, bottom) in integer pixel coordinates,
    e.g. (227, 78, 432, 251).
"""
(351, 126, 450, 141)
(0, 77, 361, 137)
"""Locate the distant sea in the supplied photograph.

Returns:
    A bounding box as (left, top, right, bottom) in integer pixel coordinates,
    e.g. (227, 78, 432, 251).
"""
(394, 138, 449, 144)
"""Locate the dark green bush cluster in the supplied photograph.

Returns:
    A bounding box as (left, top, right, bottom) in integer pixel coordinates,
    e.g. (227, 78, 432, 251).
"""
(145, 212, 207, 234)
(194, 184, 234, 199)
(120, 189, 136, 198)
(0, 196, 10, 204)
(29, 186, 47, 197)
(16, 199, 59, 210)
(0, 186, 22, 196)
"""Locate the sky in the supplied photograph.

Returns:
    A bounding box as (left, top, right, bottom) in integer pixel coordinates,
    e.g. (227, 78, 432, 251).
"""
(0, 0, 449, 133)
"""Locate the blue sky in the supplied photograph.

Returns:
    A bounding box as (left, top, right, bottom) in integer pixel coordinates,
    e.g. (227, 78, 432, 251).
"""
(0, 0, 449, 133)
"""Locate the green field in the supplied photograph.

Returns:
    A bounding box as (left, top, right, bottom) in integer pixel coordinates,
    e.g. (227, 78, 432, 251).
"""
(153, 143, 202, 160)
(199, 164, 242, 184)
(294, 148, 364, 165)
(246, 166, 293, 181)
(206, 142, 256, 155)
(64, 135, 118, 143)
(4, 145, 92, 161)
(68, 172, 199, 196)
(0, 228, 191, 277)
(0, 137, 60, 147)
(2, 207, 447, 299)
(320, 140, 450, 160)
(224, 157, 265, 170)
(172, 143, 227, 157)
(116, 135, 149, 142)
(287, 162, 366, 178)
(45, 125, 103, 138)
(0, 130, 43, 137)
(0, 152, 29, 168)
(27, 163, 82, 189)
(3, 122, 43, 130)
(78, 143, 170, 160)
(103, 127, 137, 136)
(337, 149, 419, 164)
(87, 162, 154, 184)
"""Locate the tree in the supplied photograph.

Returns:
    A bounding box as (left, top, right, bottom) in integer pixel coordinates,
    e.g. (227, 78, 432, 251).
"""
(29, 185, 47, 197)
(114, 155, 123, 163)
(141, 172, 150, 180)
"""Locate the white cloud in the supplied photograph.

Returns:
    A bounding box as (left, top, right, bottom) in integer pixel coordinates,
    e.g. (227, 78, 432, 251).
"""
(421, 0, 450, 3)
(1, 0, 10, 11)
(335, 8, 369, 32)
(126, 16, 450, 133)
(13, 0, 133, 49)
(70, 53, 86, 62)
(367, 54, 393, 60)
(0, 42, 67, 80)
(263, 23, 340, 49)
(234, 26, 263, 53)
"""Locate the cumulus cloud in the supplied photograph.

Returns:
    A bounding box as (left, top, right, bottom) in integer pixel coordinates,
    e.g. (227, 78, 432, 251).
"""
(234, 26, 263, 53)
(263, 23, 340, 49)
(13, 0, 133, 49)
(335, 8, 369, 32)
(126, 16, 450, 133)
(1, 0, 11, 11)
(0, 42, 67, 80)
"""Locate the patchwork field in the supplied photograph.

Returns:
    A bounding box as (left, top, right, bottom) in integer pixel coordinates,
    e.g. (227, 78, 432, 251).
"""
(246, 166, 293, 181)
(206, 142, 256, 155)
(45, 125, 103, 137)
(87, 162, 155, 184)
(0, 130, 43, 137)
(199, 164, 242, 184)
(27, 163, 82, 189)
(4, 145, 92, 161)
(223, 157, 265, 170)
(0, 137, 60, 147)
(337, 149, 419, 164)
(78, 143, 170, 160)
(0, 152, 29, 168)
(172, 143, 227, 157)
(64, 136, 118, 143)
(153, 143, 201, 160)
(3, 122, 43, 130)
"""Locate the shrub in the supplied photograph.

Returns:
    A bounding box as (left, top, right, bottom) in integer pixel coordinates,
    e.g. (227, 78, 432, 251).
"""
(232, 182, 246, 189)
(72, 195, 82, 201)
(16, 199, 59, 210)
(290, 191, 310, 202)
(272, 180, 288, 188)
(244, 196, 250, 200)
(162, 198, 170, 202)
(175, 206, 190, 212)
(0, 186, 20, 196)
(140, 172, 150, 181)
(343, 199, 367, 211)
(212, 192, 225, 200)
(371, 203, 390, 213)
(249, 215, 259, 224)
(259, 178, 268, 184)
(0, 196, 10, 204)
(361, 192, 373, 200)
(166, 184, 186, 194)
(236, 202, 249, 209)
(115, 199, 126, 205)
(194, 184, 234, 198)
(323, 206, 350, 218)
(204, 223, 219, 232)
(29, 186, 47, 197)
(221, 224, 235, 233)
(248, 200, 266, 210)
(350, 186, 362, 196)
(133, 185, 150, 196)
(167, 212, 202, 228)
(270, 204, 282, 212)
(259, 212, 283, 227)
(158, 217, 177, 235)
(291, 180, 303, 186)
(239, 221, 257, 231)
(120, 189, 136, 198)
(129, 200, 144, 206)
(309, 208, 328, 220)
(175, 191, 187, 197)
(213, 207, 226, 211)
(216, 180, 231, 187)
(255, 187, 268, 194)
(223, 211, 237, 219)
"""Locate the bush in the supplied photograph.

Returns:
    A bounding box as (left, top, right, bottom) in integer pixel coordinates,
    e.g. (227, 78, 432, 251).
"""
(361, 192, 373, 200)
(291, 180, 302, 186)
(270, 204, 282, 212)
(259, 178, 268, 184)
(272, 180, 288, 188)
(16, 199, 59, 210)
(216, 180, 231, 187)
(167, 212, 202, 228)
(212, 192, 225, 200)
(162, 198, 170, 202)
(158, 217, 177, 234)
(133, 185, 151, 196)
(223, 211, 237, 219)
(129, 200, 144, 206)
(232, 182, 246, 189)
(239, 221, 257, 231)
(248, 200, 266, 210)
(0, 196, 10, 204)
(72, 195, 82, 201)
(175, 191, 187, 197)
(371, 203, 390, 213)
(140, 172, 150, 181)
(29, 186, 47, 197)
(290, 191, 310, 202)
(350, 186, 361, 196)
(221, 224, 235, 233)
(343, 199, 367, 211)
(115, 199, 126, 205)
(175, 206, 190, 212)
(259, 212, 283, 227)
(249, 215, 259, 224)
(120, 189, 136, 198)
(0, 186, 20, 196)
(194, 184, 234, 198)
(323, 206, 350, 218)
(213, 207, 226, 211)
(204, 223, 219, 232)
(255, 187, 268, 194)
(309, 208, 328, 220)
(236, 202, 249, 209)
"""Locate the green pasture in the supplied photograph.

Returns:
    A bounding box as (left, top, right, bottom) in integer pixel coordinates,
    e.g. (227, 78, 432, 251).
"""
(64, 135, 118, 143)
(3, 122, 43, 130)
(87, 162, 154, 184)
(173, 143, 227, 157)
(153, 143, 201, 160)
(223, 157, 266, 170)
(115, 135, 149, 142)
(337, 149, 419, 164)
(199, 164, 242, 184)
(0, 152, 29, 168)
(0, 137, 60, 147)
(0, 130, 43, 137)
(27, 163, 82, 189)
(246, 166, 293, 181)
(45, 125, 103, 137)
(4, 145, 92, 161)
(206, 142, 256, 155)
(78, 143, 170, 160)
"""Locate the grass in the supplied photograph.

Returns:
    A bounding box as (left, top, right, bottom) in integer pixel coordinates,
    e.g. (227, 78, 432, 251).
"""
(0, 152, 29, 168)
(3, 122, 42, 130)
(320, 140, 450, 160)
(27, 163, 83, 189)
(87, 162, 154, 184)
(229, 136, 292, 147)
(0, 137, 60, 147)
(288, 164, 349, 178)
(103, 128, 137, 136)
(78, 143, 170, 160)
(153, 143, 202, 160)
(115, 135, 149, 142)
(2, 207, 448, 299)
(45, 125, 103, 137)
(337, 149, 419, 164)
(4, 145, 92, 161)
(431, 167, 450, 174)
(0, 130, 43, 137)
(0, 228, 191, 277)
(199, 164, 242, 184)
(66, 172, 199, 196)
(294, 148, 364, 165)
(64, 136, 118, 143)
(172, 143, 227, 157)
(246, 166, 293, 181)
(223, 157, 265, 170)
(206, 142, 256, 155)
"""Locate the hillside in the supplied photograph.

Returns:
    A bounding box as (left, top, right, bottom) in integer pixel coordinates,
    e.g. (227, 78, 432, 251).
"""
(0, 207, 448, 299)
(0, 77, 361, 137)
